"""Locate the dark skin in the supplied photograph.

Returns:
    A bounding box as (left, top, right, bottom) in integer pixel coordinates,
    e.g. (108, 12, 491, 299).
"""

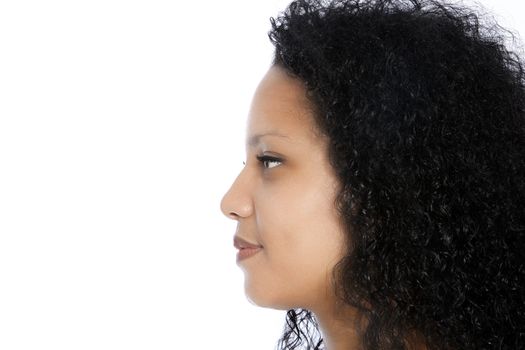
(222, 65, 428, 350)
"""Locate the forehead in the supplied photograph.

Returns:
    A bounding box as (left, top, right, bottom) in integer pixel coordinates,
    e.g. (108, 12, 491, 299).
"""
(247, 66, 318, 143)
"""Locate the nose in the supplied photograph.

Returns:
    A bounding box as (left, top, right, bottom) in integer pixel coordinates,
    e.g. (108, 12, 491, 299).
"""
(220, 169, 254, 220)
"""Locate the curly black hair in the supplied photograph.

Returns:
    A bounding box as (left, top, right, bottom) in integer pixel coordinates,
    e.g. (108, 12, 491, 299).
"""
(268, 0, 525, 349)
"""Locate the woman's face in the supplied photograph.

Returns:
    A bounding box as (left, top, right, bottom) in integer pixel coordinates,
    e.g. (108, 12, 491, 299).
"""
(221, 66, 346, 311)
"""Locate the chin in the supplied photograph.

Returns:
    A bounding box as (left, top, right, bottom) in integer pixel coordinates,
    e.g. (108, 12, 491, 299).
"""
(244, 281, 299, 310)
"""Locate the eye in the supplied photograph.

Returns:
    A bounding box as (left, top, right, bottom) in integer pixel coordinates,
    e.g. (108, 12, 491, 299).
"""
(256, 155, 282, 169)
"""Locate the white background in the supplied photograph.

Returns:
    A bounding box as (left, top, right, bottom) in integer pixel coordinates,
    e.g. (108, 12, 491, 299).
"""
(0, 1, 523, 349)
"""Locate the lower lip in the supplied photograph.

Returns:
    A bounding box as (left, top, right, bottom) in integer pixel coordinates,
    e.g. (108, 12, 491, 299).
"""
(236, 247, 262, 262)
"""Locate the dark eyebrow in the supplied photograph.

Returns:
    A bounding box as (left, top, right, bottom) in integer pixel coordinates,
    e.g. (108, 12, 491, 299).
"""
(248, 132, 290, 147)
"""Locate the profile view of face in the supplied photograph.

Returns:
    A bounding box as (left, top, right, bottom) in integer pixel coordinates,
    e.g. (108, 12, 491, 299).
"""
(221, 66, 346, 311)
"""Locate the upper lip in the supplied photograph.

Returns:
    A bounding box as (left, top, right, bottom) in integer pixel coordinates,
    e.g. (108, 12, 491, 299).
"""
(234, 236, 263, 249)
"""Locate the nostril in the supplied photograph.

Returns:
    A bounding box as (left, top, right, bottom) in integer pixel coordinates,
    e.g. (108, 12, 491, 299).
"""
(228, 212, 240, 220)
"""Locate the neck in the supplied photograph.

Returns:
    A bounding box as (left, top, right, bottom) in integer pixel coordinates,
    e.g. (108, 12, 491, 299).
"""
(311, 300, 363, 350)
(313, 303, 428, 350)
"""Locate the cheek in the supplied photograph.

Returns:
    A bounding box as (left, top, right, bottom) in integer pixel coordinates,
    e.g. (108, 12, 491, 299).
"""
(245, 183, 345, 308)
(245, 226, 345, 310)
(255, 184, 318, 251)
(258, 178, 344, 263)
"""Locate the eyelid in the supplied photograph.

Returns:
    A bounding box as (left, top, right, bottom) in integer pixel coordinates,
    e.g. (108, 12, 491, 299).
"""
(256, 154, 283, 169)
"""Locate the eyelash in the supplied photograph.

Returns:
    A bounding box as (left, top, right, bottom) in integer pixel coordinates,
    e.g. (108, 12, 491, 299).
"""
(256, 155, 283, 169)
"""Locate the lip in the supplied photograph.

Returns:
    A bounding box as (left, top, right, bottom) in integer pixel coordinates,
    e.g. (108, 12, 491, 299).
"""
(234, 236, 263, 262)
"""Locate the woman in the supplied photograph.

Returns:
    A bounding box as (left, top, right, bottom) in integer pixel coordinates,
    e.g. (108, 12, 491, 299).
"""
(221, 0, 525, 349)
